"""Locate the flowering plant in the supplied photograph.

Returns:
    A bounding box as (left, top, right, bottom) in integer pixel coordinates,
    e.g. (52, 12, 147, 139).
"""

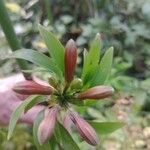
(6, 25, 124, 149)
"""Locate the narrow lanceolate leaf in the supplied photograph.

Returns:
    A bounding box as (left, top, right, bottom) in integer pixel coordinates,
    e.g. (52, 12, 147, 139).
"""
(38, 24, 64, 73)
(55, 122, 80, 150)
(24, 96, 45, 113)
(81, 34, 102, 85)
(33, 110, 51, 150)
(88, 121, 124, 135)
(90, 47, 114, 87)
(7, 95, 39, 140)
(76, 86, 114, 100)
(22, 68, 49, 73)
(65, 39, 77, 83)
(4, 49, 62, 77)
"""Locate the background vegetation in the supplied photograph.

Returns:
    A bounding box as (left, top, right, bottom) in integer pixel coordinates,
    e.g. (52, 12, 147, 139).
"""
(0, 0, 150, 149)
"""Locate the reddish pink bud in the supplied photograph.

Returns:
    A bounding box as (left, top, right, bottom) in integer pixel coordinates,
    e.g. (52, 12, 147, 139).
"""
(13, 81, 54, 95)
(65, 39, 77, 83)
(70, 111, 99, 146)
(38, 106, 59, 145)
(75, 86, 114, 100)
(63, 113, 72, 133)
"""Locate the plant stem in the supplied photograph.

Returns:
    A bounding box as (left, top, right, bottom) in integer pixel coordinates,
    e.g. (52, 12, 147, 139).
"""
(0, 0, 32, 80)
(44, 0, 53, 24)
(63, 82, 70, 94)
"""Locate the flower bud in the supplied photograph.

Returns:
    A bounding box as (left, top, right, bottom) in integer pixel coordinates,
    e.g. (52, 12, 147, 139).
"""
(48, 76, 58, 88)
(63, 113, 72, 133)
(70, 78, 83, 90)
(69, 111, 99, 146)
(38, 106, 59, 145)
(13, 81, 54, 95)
(75, 86, 114, 100)
(65, 39, 77, 83)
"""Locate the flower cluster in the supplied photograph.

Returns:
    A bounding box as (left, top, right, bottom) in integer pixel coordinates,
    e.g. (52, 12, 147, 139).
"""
(13, 39, 114, 146)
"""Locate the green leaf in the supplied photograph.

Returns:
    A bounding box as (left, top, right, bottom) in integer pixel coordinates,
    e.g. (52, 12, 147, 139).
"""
(24, 96, 45, 113)
(22, 67, 50, 73)
(69, 98, 84, 106)
(55, 122, 80, 150)
(38, 24, 64, 73)
(5, 49, 62, 77)
(33, 110, 51, 150)
(7, 95, 39, 140)
(0, 130, 6, 144)
(91, 47, 114, 86)
(81, 37, 101, 86)
(88, 121, 124, 134)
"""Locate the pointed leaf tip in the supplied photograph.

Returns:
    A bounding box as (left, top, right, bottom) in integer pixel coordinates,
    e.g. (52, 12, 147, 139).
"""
(38, 25, 65, 73)
(95, 33, 101, 40)
(90, 46, 114, 86)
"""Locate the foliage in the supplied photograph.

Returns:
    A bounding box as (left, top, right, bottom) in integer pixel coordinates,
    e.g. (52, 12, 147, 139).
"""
(0, 0, 150, 149)
(4, 25, 123, 149)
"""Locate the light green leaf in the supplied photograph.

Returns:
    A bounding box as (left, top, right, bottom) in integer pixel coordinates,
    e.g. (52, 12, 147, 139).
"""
(33, 110, 51, 150)
(0, 130, 6, 144)
(88, 121, 124, 134)
(38, 24, 64, 73)
(5, 49, 62, 77)
(22, 68, 49, 73)
(24, 96, 45, 113)
(91, 47, 114, 86)
(81, 37, 101, 86)
(55, 122, 80, 150)
(7, 95, 39, 140)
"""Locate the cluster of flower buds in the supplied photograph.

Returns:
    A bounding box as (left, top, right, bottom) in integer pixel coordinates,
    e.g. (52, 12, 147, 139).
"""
(37, 107, 99, 145)
(12, 37, 114, 146)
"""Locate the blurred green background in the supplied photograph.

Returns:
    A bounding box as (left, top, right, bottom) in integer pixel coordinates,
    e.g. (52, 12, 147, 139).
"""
(0, 0, 150, 149)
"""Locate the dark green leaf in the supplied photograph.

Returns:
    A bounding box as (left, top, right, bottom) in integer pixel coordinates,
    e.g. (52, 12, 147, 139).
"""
(7, 95, 39, 140)
(55, 122, 80, 150)
(38, 24, 64, 73)
(91, 47, 114, 86)
(33, 110, 51, 150)
(22, 68, 49, 73)
(81, 38, 101, 86)
(5, 49, 62, 77)
(88, 121, 124, 134)
(24, 96, 45, 113)
(69, 99, 84, 106)
(0, 130, 6, 143)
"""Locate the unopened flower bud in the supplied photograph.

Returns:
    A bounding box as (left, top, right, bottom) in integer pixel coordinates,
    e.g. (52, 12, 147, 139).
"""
(48, 76, 58, 88)
(75, 86, 114, 100)
(63, 113, 72, 133)
(69, 111, 99, 146)
(38, 106, 59, 145)
(13, 81, 54, 95)
(65, 39, 77, 83)
(70, 78, 83, 90)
